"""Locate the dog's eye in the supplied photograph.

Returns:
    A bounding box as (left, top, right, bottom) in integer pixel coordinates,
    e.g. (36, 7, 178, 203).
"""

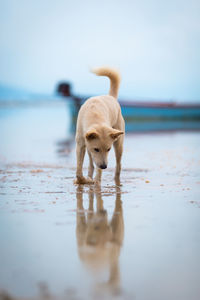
(107, 148, 111, 152)
(94, 148, 100, 152)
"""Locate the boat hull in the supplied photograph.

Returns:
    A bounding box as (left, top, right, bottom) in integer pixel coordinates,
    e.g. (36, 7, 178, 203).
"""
(121, 105, 200, 121)
(67, 98, 200, 132)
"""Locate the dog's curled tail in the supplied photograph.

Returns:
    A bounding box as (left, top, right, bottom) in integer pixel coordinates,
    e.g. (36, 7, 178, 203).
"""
(91, 67, 121, 99)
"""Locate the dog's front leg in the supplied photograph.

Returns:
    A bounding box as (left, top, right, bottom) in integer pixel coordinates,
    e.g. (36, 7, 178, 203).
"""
(74, 143, 93, 184)
(114, 139, 123, 185)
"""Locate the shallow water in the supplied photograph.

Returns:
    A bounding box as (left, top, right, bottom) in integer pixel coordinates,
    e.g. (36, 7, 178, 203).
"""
(0, 102, 200, 300)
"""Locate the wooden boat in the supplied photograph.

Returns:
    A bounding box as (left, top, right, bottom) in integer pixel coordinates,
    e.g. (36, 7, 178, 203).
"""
(56, 82, 200, 132)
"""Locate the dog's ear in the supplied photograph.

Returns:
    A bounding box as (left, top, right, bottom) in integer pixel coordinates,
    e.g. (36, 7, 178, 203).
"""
(85, 130, 99, 140)
(110, 129, 124, 140)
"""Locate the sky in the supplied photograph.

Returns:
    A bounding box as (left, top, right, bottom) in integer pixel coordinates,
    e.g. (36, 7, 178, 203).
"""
(0, 0, 200, 101)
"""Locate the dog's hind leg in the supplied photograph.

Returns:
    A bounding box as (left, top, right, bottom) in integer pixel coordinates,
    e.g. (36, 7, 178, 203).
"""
(113, 138, 123, 185)
(87, 151, 94, 180)
(94, 168, 102, 185)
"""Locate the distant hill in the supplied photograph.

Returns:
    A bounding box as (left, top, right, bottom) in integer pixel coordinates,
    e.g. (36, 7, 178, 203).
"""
(0, 84, 59, 102)
(0, 84, 31, 100)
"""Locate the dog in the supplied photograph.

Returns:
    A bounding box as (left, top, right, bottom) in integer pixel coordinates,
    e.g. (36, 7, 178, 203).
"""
(74, 67, 125, 185)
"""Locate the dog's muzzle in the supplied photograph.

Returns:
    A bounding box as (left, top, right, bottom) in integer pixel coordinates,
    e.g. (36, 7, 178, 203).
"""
(99, 164, 107, 169)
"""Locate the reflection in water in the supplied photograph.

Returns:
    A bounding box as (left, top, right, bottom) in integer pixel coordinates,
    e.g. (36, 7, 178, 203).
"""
(76, 186, 124, 297)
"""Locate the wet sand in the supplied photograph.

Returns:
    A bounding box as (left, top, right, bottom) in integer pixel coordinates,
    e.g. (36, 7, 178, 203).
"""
(0, 102, 200, 300)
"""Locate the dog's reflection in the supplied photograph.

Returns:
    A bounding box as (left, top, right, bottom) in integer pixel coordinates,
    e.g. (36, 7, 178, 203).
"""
(76, 186, 124, 294)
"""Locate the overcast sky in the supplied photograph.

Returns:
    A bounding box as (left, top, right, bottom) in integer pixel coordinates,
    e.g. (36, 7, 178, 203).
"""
(0, 0, 200, 101)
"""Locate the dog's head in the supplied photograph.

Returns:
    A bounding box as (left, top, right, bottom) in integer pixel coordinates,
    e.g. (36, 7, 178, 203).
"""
(85, 126, 124, 169)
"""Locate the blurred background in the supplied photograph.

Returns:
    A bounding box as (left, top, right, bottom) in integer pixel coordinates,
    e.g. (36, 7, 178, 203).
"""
(0, 0, 200, 101)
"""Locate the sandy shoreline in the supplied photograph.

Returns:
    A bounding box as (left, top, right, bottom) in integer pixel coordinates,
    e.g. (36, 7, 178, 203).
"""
(0, 103, 200, 300)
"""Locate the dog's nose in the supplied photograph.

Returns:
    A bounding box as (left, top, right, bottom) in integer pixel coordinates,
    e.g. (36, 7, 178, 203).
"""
(100, 164, 107, 169)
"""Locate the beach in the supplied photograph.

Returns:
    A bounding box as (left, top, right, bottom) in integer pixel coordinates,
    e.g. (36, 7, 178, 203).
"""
(0, 101, 200, 300)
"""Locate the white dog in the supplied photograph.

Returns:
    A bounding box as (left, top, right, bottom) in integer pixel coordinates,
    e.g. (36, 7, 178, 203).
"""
(74, 67, 125, 185)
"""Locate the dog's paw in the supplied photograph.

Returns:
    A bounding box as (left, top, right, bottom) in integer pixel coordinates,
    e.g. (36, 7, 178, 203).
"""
(74, 176, 94, 185)
(94, 179, 101, 186)
(114, 176, 122, 186)
(86, 177, 94, 184)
